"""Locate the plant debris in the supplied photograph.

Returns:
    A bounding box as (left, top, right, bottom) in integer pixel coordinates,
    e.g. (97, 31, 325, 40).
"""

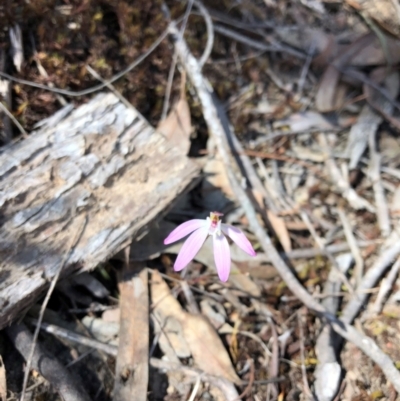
(2, 1, 400, 400)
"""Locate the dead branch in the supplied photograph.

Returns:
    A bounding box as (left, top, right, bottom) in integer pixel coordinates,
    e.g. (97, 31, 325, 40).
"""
(0, 92, 200, 330)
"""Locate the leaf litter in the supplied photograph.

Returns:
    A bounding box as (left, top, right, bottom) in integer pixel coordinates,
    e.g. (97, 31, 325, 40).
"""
(2, 0, 400, 400)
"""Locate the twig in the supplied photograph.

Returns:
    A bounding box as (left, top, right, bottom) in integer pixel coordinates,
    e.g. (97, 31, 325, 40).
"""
(318, 133, 375, 212)
(181, 281, 201, 314)
(371, 257, 400, 314)
(213, 24, 306, 59)
(299, 208, 355, 295)
(29, 315, 282, 385)
(298, 41, 316, 95)
(297, 310, 314, 400)
(161, 0, 193, 121)
(234, 359, 255, 401)
(192, 0, 214, 67)
(346, 104, 381, 170)
(161, 0, 213, 121)
(0, 101, 28, 138)
(284, 240, 377, 260)
(340, 68, 400, 114)
(250, 126, 342, 147)
(30, 33, 67, 107)
(267, 318, 279, 401)
(341, 240, 400, 324)
(314, 254, 353, 401)
(187, 375, 202, 401)
(368, 130, 391, 237)
(167, 16, 400, 391)
(20, 217, 86, 401)
(337, 207, 364, 285)
(6, 323, 91, 401)
(194, 6, 274, 31)
(26, 318, 118, 356)
(85, 65, 133, 110)
(149, 358, 240, 401)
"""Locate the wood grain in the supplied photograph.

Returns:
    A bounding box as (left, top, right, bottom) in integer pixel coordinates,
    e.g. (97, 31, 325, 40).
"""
(0, 93, 200, 329)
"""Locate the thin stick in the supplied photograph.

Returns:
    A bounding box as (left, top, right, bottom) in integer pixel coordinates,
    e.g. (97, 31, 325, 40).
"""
(337, 207, 364, 285)
(187, 375, 202, 401)
(298, 41, 316, 95)
(20, 217, 86, 401)
(85, 65, 133, 110)
(297, 311, 314, 400)
(30, 33, 67, 107)
(161, 0, 194, 120)
(299, 209, 355, 295)
(372, 257, 400, 314)
(341, 241, 400, 324)
(213, 24, 306, 59)
(193, 0, 214, 67)
(0, 101, 28, 138)
(234, 359, 255, 401)
(369, 129, 391, 237)
(26, 318, 118, 356)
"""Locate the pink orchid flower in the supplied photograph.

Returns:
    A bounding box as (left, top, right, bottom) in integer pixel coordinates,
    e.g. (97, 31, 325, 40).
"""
(164, 212, 256, 282)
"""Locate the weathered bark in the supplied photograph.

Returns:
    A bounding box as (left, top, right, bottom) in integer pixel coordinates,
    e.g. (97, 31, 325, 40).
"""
(0, 92, 200, 329)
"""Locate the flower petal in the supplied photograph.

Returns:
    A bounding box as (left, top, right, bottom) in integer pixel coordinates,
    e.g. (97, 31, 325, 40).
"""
(213, 233, 231, 282)
(221, 224, 256, 256)
(174, 226, 209, 271)
(164, 219, 208, 245)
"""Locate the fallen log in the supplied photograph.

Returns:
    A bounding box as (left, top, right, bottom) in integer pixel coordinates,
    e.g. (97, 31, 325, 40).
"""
(0, 92, 200, 329)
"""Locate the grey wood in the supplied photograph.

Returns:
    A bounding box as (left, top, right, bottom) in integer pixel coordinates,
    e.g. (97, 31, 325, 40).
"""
(0, 93, 200, 329)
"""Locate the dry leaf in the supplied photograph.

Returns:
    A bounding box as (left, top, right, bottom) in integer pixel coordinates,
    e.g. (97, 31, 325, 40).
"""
(150, 271, 241, 384)
(200, 299, 227, 329)
(102, 308, 120, 323)
(346, 68, 400, 168)
(202, 157, 235, 213)
(364, 70, 400, 131)
(157, 78, 192, 155)
(267, 210, 292, 253)
(316, 34, 373, 112)
(150, 271, 194, 361)
(273, 111, 335, 133)
(346, 0, 400, 38)
(150, 270, 185, 320)
(0, 356, 6, 401)
(315, 66, 341, 112)
(351, 35, 400, 66)
(181, 313, 242, 384)
(229, 264, 262, 297)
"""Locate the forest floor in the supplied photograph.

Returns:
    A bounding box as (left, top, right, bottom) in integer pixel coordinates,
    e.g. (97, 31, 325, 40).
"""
(1, 0, 400, 400)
